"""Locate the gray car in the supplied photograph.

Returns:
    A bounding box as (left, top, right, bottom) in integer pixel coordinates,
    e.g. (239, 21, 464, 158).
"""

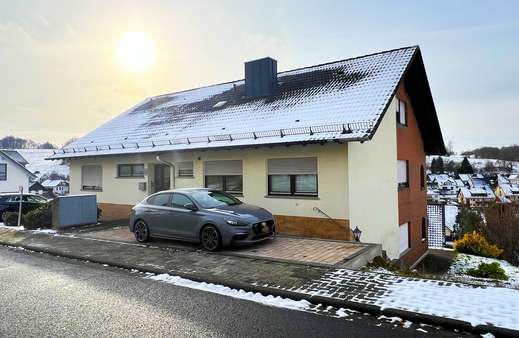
(129, 188, 275, 251)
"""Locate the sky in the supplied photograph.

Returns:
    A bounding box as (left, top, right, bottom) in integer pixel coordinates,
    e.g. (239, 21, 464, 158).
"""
(0, 0, 517, 152)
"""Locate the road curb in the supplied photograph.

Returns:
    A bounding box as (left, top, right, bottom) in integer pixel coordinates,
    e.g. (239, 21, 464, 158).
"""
(1, 238, 517, 337)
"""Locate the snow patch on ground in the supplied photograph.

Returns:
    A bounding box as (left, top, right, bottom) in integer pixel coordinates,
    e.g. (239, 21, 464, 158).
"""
(146, 273, 312, 311)
(447, 253, 519, 289)
(366, 267, 397, 275)
(30, 228, 57, 234)
(376, 278, 519, 330)
(377, 315, 402, 323)
(0, 223, 24, 231)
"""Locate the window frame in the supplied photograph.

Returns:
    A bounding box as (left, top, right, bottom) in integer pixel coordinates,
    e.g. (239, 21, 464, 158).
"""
(420, 165, 425, 190)
(0, 163, 6, 181)
(147, 193, 173, 207)
(398, 160, 410, 189)
(204, 175, 243, 195)
(421, 217, 427, 242)
(176, 161, 194, 178)
(399, 221, 411, 255)
(81, 165, 103, 192)
(171, 193, 195, 209)
(396, 98, 407, 126)
(117, 163, 145, 178)
(268, 174, 318, 197)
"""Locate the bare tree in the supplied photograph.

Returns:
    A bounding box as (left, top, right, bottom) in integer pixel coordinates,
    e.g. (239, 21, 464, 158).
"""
(483, 203, 519, 266)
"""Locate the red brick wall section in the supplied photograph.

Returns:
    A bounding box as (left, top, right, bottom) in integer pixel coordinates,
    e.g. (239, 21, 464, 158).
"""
(396, 83, 428, 268)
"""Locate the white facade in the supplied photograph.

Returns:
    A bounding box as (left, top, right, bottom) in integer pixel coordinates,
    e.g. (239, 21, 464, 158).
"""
(0, 153, 33, 193)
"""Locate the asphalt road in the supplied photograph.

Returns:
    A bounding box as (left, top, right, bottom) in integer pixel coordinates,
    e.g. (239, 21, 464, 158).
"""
(0, 246, 464, 337)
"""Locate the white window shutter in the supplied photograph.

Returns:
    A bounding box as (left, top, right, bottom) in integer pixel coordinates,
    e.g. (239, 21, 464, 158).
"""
(399, 222, 409, 254)
(397, 160, 408, 184)
(204, 160, 242, 176)
(267, 157, 317, 175)
(82, 165, 102, 188)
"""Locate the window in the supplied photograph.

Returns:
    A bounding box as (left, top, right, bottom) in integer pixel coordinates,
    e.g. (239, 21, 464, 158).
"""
(421, 217, 427, 241)
(420, 165, 425, 190)
(190, 190, 242, 208)
(171, 193, 192, 209)
(81, 165, 102, 191)
(117, 164, 144, 177)
(176, 162, 194, 178)
(0, 164, 6, 181)
(268, 157, 318, 196)
(399, 222, 410, 254)
(147, 193, 172, 207)
(396, 98, 407, 125)
(204, 160, 243, 194)
(397, 160, 409, 189)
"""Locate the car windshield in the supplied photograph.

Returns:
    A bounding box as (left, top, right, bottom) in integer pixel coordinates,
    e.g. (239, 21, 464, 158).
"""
(190, 190, 242, 209)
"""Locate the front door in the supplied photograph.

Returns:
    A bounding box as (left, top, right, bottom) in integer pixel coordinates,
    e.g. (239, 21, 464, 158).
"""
(154, 164, 171, 193)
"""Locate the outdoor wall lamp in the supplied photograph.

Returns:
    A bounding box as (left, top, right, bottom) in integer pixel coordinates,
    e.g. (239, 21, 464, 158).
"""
(352, 226, 362, 242)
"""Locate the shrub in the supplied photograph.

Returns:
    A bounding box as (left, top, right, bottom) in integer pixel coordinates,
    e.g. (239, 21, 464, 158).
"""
(454, 231, 503, 258)
(365, 256, 399, 272)
(3, 212, 20, 227)
(23, 204, 52, 230)
(466, 262, 508, 280)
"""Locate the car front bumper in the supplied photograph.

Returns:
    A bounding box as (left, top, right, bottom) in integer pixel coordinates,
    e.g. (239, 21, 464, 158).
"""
(221, 220, 276, 246)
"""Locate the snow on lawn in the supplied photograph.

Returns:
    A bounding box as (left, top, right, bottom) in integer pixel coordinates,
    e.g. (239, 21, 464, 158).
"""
(376, 278, 519, 330)
(0, 223, 24, 231)
(447, 253, 519, 289)
(0, 224, 57, 234)
(146, 273, 312, 311)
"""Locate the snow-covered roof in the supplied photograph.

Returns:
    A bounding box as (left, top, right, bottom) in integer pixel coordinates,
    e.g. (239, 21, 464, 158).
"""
(0, 149, 28, 165)
(41, 179, 68, 188)
(0, 150, 36, 178)
(50, 46, 445, 159)
(499, 183, 519, 196)
(15, 149, 69, 179)
(459, 186, 495, 199)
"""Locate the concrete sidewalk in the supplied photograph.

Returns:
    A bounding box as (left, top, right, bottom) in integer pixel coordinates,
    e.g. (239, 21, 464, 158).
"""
(1, 227, 517, 337)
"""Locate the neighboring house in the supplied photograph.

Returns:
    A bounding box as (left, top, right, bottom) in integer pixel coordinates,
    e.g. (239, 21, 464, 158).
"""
(41, 179, 70, 196)
(508, 174, 519, 185)
(495, 183, 519, 203)
(0, 150, 37, 193)
(29, 181, 45, 194)
(49, 46, 445, 267)
(458, 186, 496, 208)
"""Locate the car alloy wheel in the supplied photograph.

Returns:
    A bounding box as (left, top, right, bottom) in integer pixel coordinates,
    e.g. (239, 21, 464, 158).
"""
(134, 220, 149, 243)
(200, 225, 220, 251)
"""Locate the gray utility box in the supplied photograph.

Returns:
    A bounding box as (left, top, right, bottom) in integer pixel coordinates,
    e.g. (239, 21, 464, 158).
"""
(52, 194, 97, 229)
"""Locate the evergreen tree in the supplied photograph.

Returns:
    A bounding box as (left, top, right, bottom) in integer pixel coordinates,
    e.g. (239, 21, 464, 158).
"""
(430, 158, 438, 174)
(436, 157, 445, 174)
(459, 157, 474, 174)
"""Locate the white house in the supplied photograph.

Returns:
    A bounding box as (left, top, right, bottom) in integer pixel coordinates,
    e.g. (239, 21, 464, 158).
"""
(49, 46, 446, 267)
(0, 150, 37, 193)
(41, 179, 70, 196)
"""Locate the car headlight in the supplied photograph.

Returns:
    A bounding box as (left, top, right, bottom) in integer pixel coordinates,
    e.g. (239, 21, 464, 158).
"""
(226, 220, 247, 226)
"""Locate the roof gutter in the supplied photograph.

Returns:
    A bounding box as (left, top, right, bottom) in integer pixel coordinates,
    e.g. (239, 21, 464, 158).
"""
(155, 155, 175, 190)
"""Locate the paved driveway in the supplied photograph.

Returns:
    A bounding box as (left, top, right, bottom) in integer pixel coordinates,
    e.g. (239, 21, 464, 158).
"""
(76, 223, 374, 267)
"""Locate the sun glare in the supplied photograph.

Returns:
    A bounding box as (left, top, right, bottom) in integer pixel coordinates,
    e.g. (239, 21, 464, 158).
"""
(116, 32, 156, 72)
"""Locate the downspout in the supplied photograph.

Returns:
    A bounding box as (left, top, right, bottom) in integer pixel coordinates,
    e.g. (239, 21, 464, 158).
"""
(156, 155, 175, 190)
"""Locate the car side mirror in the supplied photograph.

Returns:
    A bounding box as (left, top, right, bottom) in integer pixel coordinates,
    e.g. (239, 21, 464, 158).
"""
(184, 203, 198, 211)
